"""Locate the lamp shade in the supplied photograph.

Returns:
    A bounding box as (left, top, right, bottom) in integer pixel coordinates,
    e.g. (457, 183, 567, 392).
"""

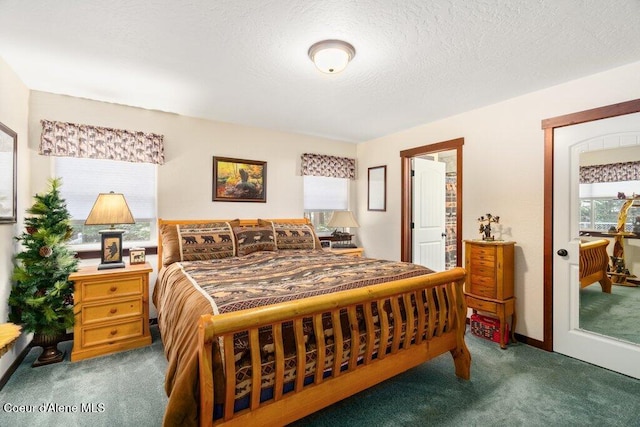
(308, 40, 356, 74)
(85, 192, 135, 227)
(328, 210, 359, 228)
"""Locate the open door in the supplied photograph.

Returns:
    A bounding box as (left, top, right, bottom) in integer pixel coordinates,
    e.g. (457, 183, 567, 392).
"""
(553, 111, 640, 379)
(412, 157, 446, 271)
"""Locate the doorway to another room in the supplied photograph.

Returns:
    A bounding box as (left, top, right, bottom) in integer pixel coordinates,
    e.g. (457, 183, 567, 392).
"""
(400, 138, 464, 270)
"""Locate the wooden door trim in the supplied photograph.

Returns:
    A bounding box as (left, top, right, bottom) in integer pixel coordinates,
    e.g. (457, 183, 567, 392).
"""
(400, 138, 464, 264)
(541, 98, 640, 352)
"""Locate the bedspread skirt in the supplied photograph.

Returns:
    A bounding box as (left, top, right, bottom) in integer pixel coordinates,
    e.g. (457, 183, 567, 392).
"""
(153, 250, 437, 426)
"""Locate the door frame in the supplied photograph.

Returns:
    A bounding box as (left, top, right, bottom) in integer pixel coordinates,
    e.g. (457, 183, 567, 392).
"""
(541, 98, 640, 351)
(400, 138, 464, 264)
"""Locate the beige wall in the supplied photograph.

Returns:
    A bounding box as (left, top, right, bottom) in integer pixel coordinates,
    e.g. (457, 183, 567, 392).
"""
(3, 54, 640, 378)
(0, 58, 31, 378)
(27, 91, 357, 317)
(356, 60, 640, 341)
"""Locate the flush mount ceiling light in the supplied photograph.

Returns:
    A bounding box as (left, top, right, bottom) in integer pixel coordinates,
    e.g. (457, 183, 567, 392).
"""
(308, 39, 356, 74)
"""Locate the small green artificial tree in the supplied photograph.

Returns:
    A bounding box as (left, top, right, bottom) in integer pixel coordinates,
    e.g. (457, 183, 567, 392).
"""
(9, 178, 79, 337)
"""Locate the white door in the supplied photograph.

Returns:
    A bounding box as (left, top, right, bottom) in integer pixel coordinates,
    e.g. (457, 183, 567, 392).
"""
(553, 112, 640, 379)
(412, 157, 446, 271)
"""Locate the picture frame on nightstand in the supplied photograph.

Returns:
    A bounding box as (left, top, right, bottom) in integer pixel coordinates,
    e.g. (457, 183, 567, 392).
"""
(129, 247, 146, 264)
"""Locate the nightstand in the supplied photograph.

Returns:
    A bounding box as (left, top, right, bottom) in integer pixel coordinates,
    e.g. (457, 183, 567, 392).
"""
(69, 262, 152, 361)
(326, 247, 364, 257)
(464, 240, 516, 349)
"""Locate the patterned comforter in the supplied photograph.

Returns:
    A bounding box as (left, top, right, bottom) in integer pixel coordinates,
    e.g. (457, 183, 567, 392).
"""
(153, 250, 434, 426)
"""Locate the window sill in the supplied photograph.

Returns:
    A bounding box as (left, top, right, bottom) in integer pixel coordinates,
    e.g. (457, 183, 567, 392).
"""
(73, 244, 158, 260)
(579, 231, 639, 240)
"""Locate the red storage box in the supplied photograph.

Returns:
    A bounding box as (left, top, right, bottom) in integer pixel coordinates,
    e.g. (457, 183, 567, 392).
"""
(470, 313, 509, 344)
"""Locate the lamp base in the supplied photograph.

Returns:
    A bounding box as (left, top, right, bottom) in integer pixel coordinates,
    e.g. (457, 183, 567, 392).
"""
(99, 229, 125, 269)
(97, 262, 126, 270)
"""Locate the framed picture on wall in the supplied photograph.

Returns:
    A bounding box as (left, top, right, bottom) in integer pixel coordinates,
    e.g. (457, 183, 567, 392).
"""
(212, 156, 267, 202)
(0, 121, 17, 223)
(368, 165, 387, 211)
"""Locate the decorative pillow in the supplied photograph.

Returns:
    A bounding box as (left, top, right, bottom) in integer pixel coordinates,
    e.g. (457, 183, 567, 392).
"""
(259, 220, 322, 250)
(160, 224, 181, 267)
(233, 226, 276, 256)
(176, 222, 235, 261)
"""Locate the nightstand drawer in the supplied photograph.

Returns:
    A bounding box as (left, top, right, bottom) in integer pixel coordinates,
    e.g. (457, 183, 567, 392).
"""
(81, 318, 144, 348)
(465, 295, 497, 313)
(81, 276, 143, 301)
(82, 297, 143, 324)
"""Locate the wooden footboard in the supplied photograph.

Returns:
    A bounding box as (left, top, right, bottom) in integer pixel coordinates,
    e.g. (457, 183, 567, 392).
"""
(197, 267, 470, 426)
(579, 239, 612, 293)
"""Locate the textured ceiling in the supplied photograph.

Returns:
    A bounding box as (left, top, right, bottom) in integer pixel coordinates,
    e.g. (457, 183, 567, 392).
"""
(1, 0, 640, 143)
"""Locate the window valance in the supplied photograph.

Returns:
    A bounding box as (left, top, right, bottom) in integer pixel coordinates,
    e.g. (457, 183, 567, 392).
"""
(39, 120, 165, 165)
(301, 153, 356, 180)
(580, 161, 640, 184)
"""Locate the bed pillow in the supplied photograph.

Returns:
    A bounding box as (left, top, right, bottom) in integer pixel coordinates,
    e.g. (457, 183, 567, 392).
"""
(160, 224, 182, 267)
(233, 226, 276, 256)
(259, 220, 322, 250)
(174, 222, 236, 262)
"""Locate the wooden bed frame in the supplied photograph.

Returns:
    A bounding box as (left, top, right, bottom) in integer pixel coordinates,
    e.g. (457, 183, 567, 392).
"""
(579, 239, 612, 293)
(157, 218, 471, 426)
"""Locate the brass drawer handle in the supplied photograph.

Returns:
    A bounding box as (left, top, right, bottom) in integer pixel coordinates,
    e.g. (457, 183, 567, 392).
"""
(109, 286, 117, 292)
(110, 329, 118, 336)
(110, 308, 118, 314)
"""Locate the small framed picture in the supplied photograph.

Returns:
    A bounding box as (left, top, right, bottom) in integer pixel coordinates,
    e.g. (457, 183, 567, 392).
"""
(129, 248, 146, 265)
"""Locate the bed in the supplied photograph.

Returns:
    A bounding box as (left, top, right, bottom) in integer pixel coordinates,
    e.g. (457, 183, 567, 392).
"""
(153, 218, 471, 426)
(579, 239, 612, 293)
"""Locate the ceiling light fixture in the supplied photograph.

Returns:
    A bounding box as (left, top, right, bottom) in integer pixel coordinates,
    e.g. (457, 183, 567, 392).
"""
(308, 39, 356, 74)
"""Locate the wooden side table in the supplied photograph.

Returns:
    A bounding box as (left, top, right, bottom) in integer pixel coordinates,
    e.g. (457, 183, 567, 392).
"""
(326, 247, 364, 257)
(69, 262, 152, 361)
(464, 240, 516, 349)
(0, 323, 21, 357)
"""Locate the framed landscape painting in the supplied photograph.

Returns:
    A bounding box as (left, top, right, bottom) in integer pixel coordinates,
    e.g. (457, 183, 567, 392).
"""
(213, 156, 267, 202)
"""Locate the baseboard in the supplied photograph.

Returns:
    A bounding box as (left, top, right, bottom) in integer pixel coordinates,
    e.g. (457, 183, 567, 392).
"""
(466, 317, 545, 350)
(0, 343, 32, 392)
(514, 333, 546, 350)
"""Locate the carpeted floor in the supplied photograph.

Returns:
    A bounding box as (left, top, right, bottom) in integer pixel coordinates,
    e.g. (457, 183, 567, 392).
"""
(1, 326, 639, 427)
(580, 284, 640, 344)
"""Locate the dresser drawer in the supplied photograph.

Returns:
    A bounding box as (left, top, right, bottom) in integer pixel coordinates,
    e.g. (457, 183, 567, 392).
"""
(80, 276, 143, 301)
(470, 264, 495, 277)
(465, 295, 498, 313)
(470, 245, 496, 259)
(82, 297, 143, 325)
(469, 276, 497, 298)
(81, 318, 144, 348)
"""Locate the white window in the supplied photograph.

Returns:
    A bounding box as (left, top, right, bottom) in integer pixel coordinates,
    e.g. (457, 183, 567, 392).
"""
(303, 175, 349, 233)
(579, 181, 638, 232)
(55, 157, 156, 248)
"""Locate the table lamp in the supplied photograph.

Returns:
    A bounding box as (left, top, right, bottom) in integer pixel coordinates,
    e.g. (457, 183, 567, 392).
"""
(328, 210, 359, 248)
(85, 191, 135, 270)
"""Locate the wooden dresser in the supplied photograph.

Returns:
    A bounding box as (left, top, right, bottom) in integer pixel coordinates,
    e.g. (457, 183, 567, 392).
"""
(69, 262, 152, 361)
(464, 240, 516, 349)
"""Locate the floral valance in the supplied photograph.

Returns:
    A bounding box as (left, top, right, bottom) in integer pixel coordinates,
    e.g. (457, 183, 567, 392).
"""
(301, 153, 356, 179)
(580, 161, 640, 184)
(39, 120, 165, 165)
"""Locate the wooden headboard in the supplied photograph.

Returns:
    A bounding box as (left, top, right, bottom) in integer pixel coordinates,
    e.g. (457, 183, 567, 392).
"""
(156, 218, 312, 266)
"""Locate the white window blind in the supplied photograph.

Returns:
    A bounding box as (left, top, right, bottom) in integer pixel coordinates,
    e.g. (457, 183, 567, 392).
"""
(303, 176, 348, 210)
(579, 181, 638, 198)
(55, 157, 156, 245)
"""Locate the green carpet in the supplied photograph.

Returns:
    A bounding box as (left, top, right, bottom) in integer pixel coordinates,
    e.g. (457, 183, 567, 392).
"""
(580, 284, 640, 344)
(1, 326, 639, 426)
